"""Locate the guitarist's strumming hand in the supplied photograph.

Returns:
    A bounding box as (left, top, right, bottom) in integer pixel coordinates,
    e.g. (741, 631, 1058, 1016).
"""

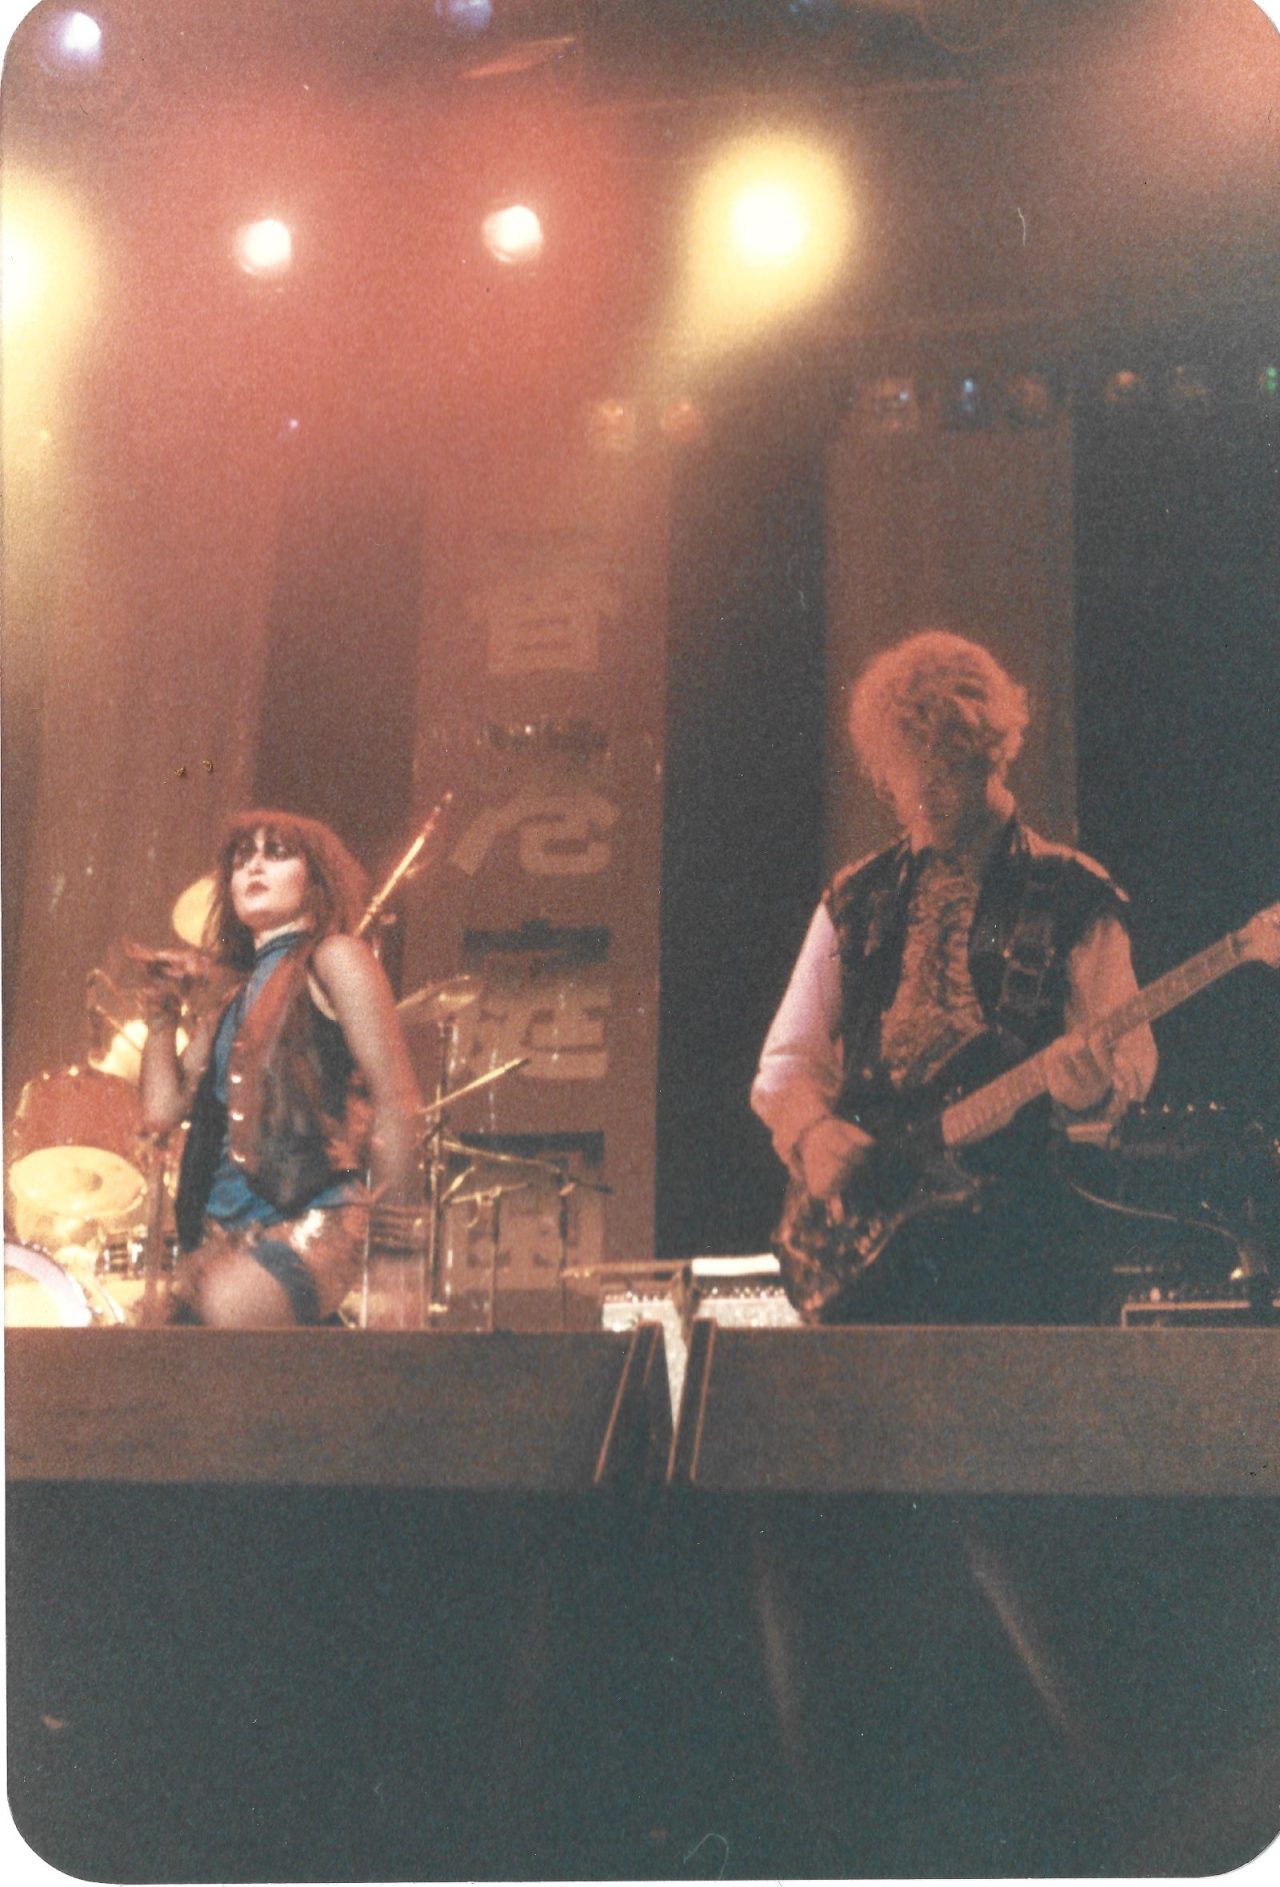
(794, 1115, 874, 1222)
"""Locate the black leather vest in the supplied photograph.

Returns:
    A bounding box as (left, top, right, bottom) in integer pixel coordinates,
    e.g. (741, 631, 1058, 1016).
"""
(824, 818, 1126, 1112)
(175, 946, 366, 1250)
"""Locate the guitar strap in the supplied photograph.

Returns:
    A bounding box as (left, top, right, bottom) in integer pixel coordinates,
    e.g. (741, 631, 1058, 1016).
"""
(989, 864, 1062, 1052)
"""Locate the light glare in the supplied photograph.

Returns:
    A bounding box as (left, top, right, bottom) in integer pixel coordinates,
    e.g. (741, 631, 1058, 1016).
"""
(235, 218, 293, 276)
(3, 221, 40, 329)
(60, 11, 103, 58)
(729, 182, 810, 266)
(679, 136, 852, 358)
(435, 0, 493, 33)
(482, 204, 544, 266)
(2, 178, 95, 471)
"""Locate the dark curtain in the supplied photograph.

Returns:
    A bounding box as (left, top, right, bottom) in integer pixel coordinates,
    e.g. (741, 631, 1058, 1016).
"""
(657, 418, 828, 1259)
(1074, 388, 1280, 1128)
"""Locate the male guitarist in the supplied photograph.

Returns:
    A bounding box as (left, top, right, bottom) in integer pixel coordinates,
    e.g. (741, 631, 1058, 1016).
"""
(752, 629, 1158, 1323)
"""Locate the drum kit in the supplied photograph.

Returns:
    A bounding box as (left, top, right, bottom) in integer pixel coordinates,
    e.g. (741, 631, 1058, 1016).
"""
(380, 971, 610, 1329)
(5, 825, 609, 1329)
(5, 1062, 168, 1326)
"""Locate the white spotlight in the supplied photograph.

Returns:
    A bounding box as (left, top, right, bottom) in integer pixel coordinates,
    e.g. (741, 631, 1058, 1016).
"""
(235, 218, 293, 277)
(435, 0, 494, 33)
(60, 11, 103, 60)
(482, 205, 544, 267)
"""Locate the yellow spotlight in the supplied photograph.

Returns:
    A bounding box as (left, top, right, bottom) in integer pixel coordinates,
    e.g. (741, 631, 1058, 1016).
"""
(2, 220, 40, 329)
(729, 181, 810, 267)
(680, 135, 851, 357)
(2, 176, 94, 461)
(234, 217, 293, 277)
(2, 181, 92, 334)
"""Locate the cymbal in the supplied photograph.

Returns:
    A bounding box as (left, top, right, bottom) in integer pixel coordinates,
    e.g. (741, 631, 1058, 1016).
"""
(9, 1145, 145, 1220)
(171, 874, 215, 947)
(397, 974, 483, 1024)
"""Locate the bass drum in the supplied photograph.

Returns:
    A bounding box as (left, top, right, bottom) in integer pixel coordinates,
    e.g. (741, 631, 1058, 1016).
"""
(11, 1065, 143, 1166)
(4, 1241, 95, 1328)
(8, 1066, 147, 1251)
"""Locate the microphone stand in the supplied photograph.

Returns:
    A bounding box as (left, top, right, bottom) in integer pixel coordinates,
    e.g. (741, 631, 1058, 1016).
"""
(356, 793, 454, 940)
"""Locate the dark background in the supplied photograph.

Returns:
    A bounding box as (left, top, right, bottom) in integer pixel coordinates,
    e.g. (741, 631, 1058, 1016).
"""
(656, 348, 1280, 1257)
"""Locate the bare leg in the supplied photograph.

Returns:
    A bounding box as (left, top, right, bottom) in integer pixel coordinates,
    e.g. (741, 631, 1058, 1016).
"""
(174, 1206, 364, 1327)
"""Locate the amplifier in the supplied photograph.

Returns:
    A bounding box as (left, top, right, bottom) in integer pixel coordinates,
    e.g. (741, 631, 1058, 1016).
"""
(603, 1255, 800, 1417)
(1120, 1295, 1280, 1327)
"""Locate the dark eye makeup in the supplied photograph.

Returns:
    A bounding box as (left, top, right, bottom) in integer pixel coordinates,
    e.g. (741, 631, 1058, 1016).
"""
(231, 833, 299, 868)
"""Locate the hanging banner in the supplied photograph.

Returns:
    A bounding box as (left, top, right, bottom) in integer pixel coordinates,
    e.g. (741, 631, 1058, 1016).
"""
(403, 413, 669, 1313)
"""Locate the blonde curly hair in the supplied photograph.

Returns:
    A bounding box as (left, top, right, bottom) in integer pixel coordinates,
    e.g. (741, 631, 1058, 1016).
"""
(847, 630, 1029, 796)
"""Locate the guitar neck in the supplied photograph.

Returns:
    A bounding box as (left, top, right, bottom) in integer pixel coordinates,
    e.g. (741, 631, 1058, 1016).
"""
(940, 924, 1250, 1149)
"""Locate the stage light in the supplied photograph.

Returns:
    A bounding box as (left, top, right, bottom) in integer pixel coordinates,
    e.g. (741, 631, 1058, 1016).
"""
(1167, 364, 1213, 414)
(234, 218, 293, 277)
(2, 178, 95, 472)
(859, 377, 920, 435)
(658, 397, 707, 446)
(30, 7, 104, 75)
(482, 203, 544, 266)
(681, 136, 851, 354)
(1258, 365, 1280, 406)
(436, 0, 494, 33)
(1103, 369, 1147, 408)
(59, 11, 103, 60)
(3, 184, 93, 335)
(585, 398, 638, 454)
(2, 220, 40, 331)
(729, 181, 810, 267)
(1004, 371, 1055, 427)
(942, 371, 991, 431)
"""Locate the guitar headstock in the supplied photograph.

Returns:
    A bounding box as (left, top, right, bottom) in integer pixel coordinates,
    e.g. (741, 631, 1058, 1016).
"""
(1239, 903, 1280, 969)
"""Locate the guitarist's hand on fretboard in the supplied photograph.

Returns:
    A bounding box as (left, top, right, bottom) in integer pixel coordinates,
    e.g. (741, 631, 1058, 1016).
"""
(795, 1115, 874, 1220)
(1044, 1028, 1116, 1114)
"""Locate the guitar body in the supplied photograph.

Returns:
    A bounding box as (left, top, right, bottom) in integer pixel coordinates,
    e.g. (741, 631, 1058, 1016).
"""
(773, 1034, 1040, 1322)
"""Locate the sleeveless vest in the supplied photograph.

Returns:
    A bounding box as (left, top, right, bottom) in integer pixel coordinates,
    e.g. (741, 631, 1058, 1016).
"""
(824, 818, 1126, 1113)
(175, 944, 370, 1249)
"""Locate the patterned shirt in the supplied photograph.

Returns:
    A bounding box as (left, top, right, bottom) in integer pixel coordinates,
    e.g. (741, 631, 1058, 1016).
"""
(879, 853, 987, 1090)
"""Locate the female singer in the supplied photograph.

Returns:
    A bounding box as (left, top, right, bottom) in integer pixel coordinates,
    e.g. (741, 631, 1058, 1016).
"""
(139, 811, 423, 1325)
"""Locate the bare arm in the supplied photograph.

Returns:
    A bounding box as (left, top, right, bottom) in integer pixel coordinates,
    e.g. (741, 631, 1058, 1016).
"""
(136, 950, 221, 1135)
(310, 934, 424, 1203)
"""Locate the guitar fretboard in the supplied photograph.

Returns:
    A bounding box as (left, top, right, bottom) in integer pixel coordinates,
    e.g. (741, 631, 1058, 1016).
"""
(940, 926, 1248, 1149)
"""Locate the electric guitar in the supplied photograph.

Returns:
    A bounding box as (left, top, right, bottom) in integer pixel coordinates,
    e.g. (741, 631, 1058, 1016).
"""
(773, 902, 1280, 1320)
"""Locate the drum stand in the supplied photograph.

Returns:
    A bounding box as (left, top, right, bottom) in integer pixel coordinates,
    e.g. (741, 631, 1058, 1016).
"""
(437, 1143, 611, 1330)
(419, 1033, 529, 1322)
(391, 971, 610, 1328)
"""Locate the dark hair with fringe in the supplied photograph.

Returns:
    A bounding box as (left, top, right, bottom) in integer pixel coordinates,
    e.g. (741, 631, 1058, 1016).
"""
(202, 810, 369, 970)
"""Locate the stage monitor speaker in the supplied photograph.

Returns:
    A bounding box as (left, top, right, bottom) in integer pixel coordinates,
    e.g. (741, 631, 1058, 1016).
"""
(6, 1325, 671, 1492)
(668, 1322, 1280, 1496)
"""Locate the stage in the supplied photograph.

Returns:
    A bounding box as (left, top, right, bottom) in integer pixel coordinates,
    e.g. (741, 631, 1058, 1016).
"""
(8, 1322, 1279, 1879)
